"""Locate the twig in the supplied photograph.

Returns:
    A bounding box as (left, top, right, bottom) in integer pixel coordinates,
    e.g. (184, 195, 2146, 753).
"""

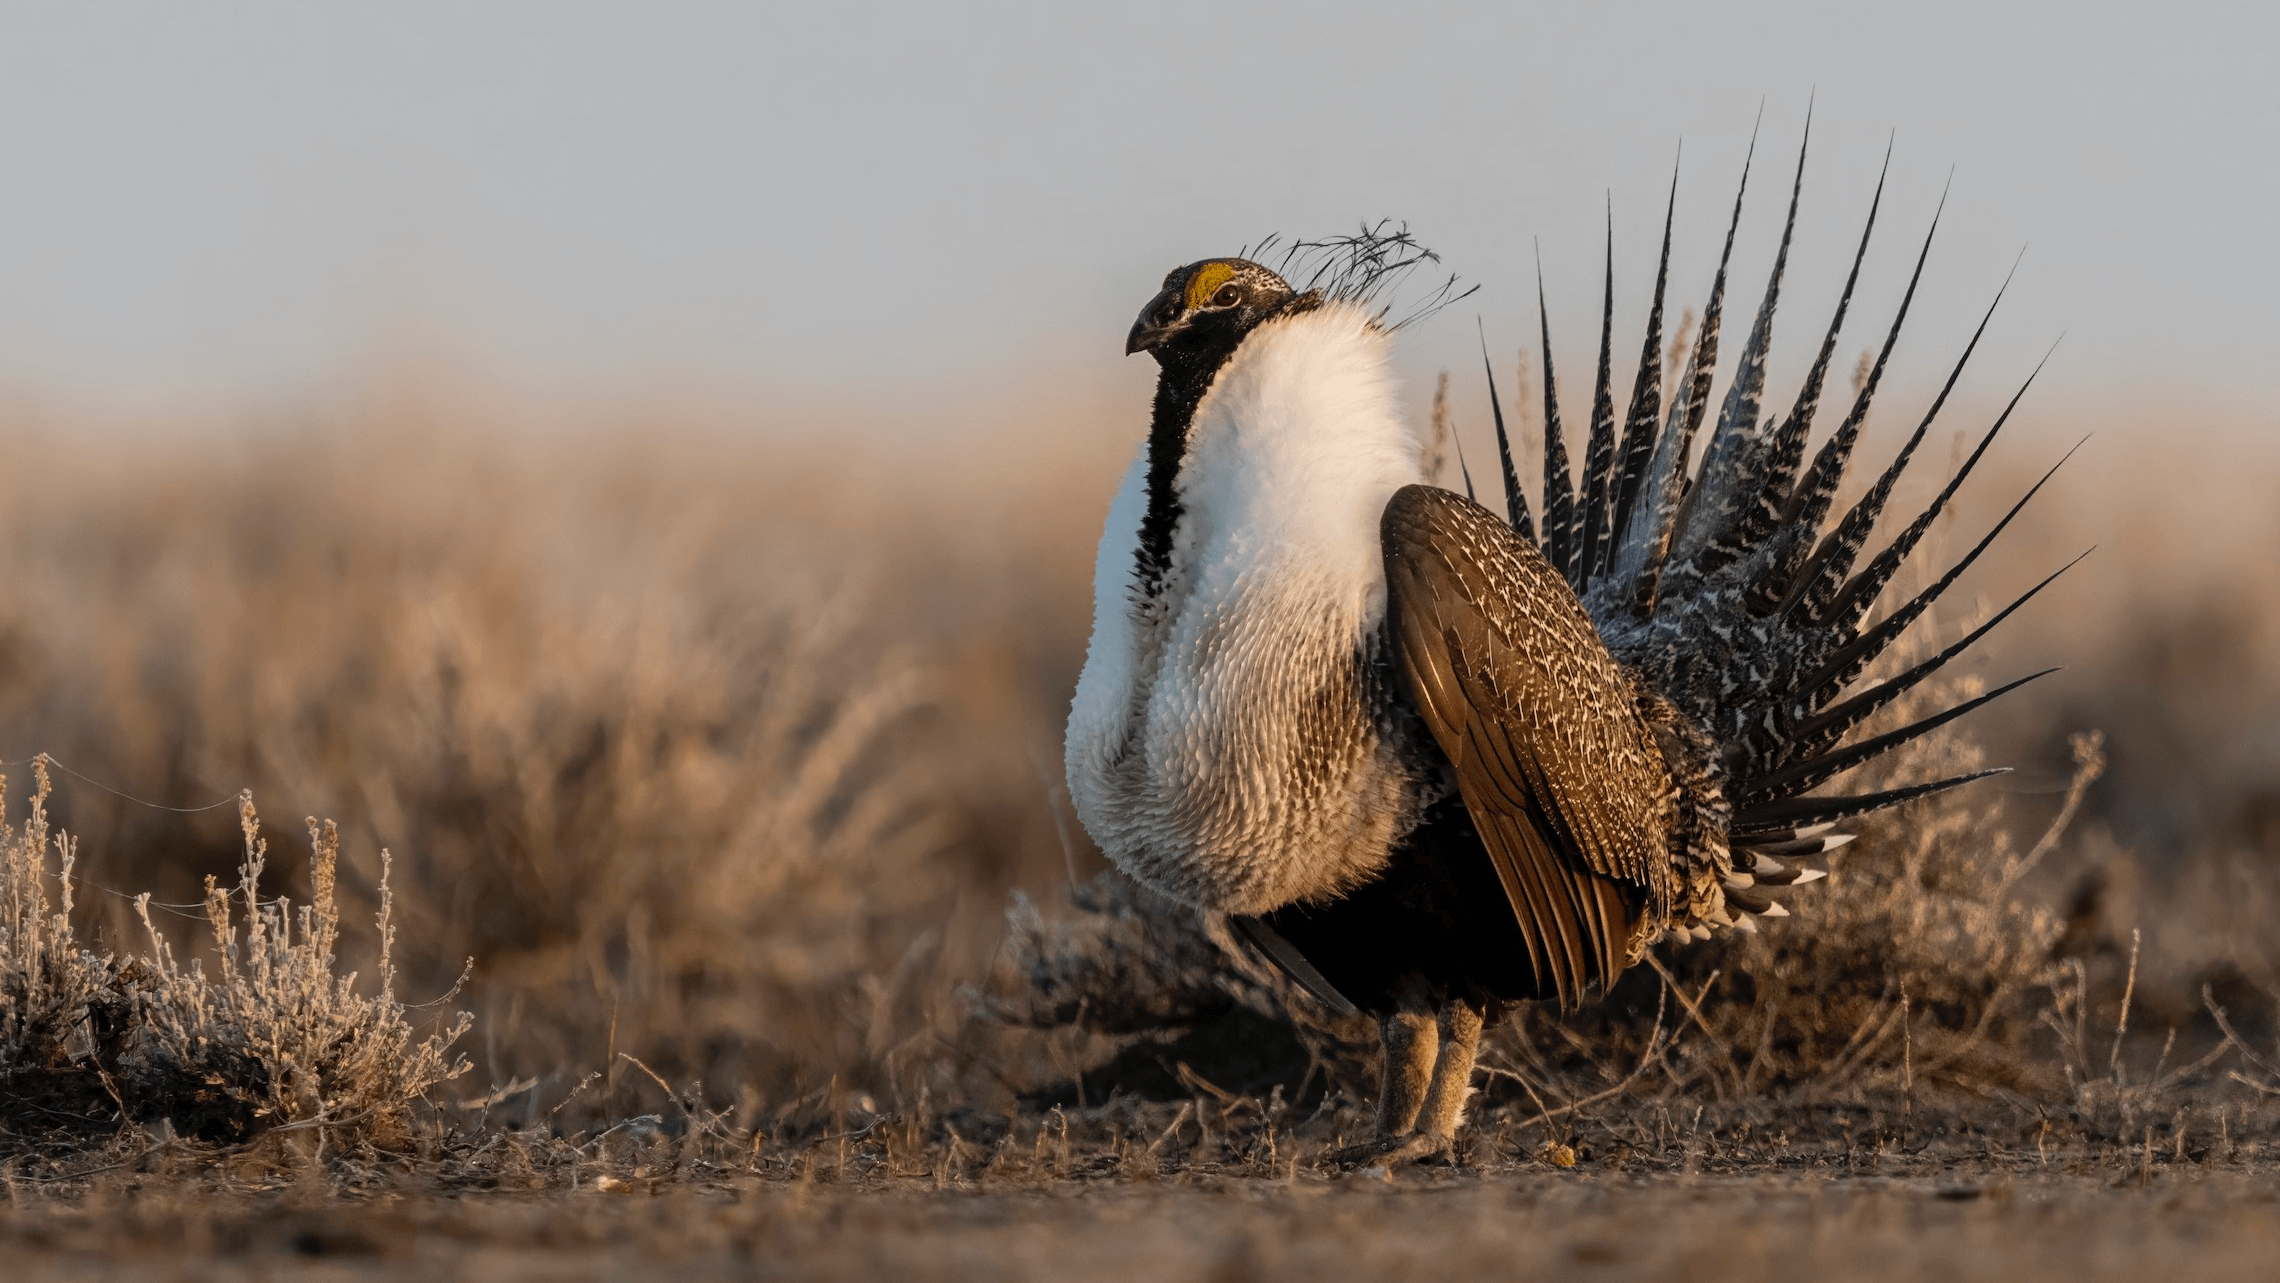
(2108, 930, 2140, 1083)
(1146, 1102, 1194, 1156)
(1494, 980, 1670, 1133)
(1476, 1059, 1562, 1137)
(1174, 1061, 1240, 1108)
(269, 1105, 386, 1136)
(1901, 984, 1914, 1142)
(544, 1071, 604, 1128)
(619, 1053, 692, 1122)
(1996, 731, 2106, 899)
(2203, 985, 2280, 1082)
(456, 1077, 541, 1111)
(1643, 956, 1737, 1095)
(2225, 1071, 2280, 1097)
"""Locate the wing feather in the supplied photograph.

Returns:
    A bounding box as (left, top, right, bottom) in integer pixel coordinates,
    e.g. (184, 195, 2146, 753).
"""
(1382, 485, 1674, 1007)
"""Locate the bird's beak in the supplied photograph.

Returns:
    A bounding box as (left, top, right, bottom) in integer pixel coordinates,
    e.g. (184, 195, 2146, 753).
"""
(1125, 287, 1183, 355)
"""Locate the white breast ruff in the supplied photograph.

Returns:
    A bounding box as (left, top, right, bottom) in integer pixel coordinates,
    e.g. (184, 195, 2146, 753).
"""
(1064, 304, 1433, 914)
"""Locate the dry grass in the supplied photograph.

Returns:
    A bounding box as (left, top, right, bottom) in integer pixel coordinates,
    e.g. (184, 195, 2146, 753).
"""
(0, 371, 2276, 1276)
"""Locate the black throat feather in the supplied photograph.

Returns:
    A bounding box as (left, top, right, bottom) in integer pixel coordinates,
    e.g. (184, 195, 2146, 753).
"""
(1132, 343, 1224, 601)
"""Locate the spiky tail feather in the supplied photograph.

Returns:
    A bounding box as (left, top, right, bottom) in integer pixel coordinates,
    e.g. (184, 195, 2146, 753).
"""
(1491, 125, 2075, 935)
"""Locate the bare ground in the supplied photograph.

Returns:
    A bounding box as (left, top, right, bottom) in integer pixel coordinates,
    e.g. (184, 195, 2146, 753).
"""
(8, 1088, 2280, 1282)
(9, 1160, 2280, 1281)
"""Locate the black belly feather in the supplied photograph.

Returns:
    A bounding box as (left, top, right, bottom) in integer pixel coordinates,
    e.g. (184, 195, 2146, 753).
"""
(1248, 793, 1595, 1012)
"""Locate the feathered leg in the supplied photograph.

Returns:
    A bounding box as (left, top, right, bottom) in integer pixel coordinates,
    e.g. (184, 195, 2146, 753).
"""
(1374, 991, 1438, 1138)
(1411, 997, 1486, 1150)
(1335, 989, 1485, 1169)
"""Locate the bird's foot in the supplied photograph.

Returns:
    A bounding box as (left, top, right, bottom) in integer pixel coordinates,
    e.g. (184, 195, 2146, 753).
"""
(1322, 1132, 1455, 1172)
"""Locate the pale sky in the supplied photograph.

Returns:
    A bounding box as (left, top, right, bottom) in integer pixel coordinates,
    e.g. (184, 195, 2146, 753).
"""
(0, 1, 2271, 420)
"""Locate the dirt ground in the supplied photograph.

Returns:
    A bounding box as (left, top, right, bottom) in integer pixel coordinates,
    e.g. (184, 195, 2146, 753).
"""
(9, 1165, 2280, 1282)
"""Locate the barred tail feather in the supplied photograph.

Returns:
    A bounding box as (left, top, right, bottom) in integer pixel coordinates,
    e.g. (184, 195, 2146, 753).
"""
(1757, 142, 1890, 509)
(1788, 442, 2085, 727)
(1736, 832, 1853, 859)
(1772, 183, 1947, 573)
(1738, 666, 2058, 806)
(1784, 267, 2024, 626)
(1731, 769, 2011, 838)
(1602, 160, 1679, 578)
(1670, 115, 1810, 582)
(1606, 134, 1755, 616)
(1481, 324, 1533, 541)
(1536, 259, 1578, 578)
(1732, 820, 1837, 849)
(1780, 550, 2087, 769)
(1575, 200, 1620, 593)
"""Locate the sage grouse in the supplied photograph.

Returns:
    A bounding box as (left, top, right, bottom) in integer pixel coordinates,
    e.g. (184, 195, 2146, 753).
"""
(1065, 137, 2068, 1164)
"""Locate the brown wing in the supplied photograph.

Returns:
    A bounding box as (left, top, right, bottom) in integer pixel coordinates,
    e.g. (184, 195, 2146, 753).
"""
(1381, 484, 1674, 1008)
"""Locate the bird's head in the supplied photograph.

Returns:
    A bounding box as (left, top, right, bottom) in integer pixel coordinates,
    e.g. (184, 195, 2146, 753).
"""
(1126, 259, 1299, 365)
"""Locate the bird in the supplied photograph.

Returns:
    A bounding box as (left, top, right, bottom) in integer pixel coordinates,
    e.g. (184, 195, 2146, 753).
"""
(1063, 130, 2071, 1166)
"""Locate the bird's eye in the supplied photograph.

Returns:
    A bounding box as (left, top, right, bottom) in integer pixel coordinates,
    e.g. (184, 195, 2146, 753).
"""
(1212, 285, 1243, 308)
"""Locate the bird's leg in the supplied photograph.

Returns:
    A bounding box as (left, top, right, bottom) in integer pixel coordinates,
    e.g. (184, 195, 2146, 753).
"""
(1410, 996, 1486, 1150)
(1374, 993, 1439, 1139)
(1325, 982, 1453, 1169)
(1330, 993, 1486, 1170)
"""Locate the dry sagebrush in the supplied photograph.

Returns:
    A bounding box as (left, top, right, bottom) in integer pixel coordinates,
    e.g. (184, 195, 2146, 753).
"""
(0, 758, 470, 1148)
(0, 762, 125, 1118)
(125, 798, 472, 1144)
